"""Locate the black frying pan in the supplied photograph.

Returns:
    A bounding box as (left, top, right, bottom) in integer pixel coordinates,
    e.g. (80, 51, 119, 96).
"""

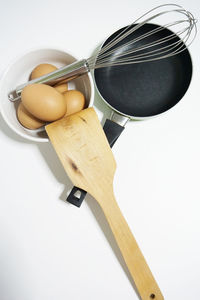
(67, 23, 192, 206)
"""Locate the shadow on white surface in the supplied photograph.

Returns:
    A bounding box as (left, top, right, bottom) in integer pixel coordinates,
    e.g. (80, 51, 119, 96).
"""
(36, 140, 74, 202)
(0, 232, 32, 300)
(0, 112, 30, 144)
(0, 258, 29, 300)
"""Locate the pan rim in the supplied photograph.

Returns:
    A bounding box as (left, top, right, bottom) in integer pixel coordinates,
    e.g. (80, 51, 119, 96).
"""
(94, 23, 193, 120)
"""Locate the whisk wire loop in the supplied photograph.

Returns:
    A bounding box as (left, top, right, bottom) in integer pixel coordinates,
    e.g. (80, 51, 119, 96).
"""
(87, 4, 197, 69)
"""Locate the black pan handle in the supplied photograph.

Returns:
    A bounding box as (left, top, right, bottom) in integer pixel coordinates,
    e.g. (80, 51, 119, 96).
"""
(66, 119, 125, 207)
(103, 119, 125, 147)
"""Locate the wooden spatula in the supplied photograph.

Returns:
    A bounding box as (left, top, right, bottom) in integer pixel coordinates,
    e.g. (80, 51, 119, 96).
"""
(45, 108, 164, 300)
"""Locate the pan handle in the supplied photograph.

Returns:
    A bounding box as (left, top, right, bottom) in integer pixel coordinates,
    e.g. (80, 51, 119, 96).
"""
(103, 119, 125, 147)
(103, 111, 129, 146)
(66, 113, 129, 207)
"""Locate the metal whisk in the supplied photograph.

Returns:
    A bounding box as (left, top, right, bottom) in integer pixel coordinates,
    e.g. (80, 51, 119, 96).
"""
(9, 3, 197, 102)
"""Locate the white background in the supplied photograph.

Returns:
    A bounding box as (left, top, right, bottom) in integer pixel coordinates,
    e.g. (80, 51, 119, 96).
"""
(0, 0, 200, 299)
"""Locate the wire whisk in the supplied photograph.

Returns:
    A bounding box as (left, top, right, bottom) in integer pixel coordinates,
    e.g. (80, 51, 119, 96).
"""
(9, 3, 197, 102)
(88, 3, 197, 68)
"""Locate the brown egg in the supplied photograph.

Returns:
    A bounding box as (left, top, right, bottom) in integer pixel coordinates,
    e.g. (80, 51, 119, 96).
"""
(63, 90, 85, 116)
(30, 63, 57, 80)
(17, 102, 45, 129)
(21, 84, 67, 122)
(54, 83, 68, 94)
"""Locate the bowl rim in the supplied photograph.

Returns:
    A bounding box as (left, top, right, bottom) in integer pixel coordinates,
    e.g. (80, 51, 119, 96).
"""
(0, 47, 95, 143)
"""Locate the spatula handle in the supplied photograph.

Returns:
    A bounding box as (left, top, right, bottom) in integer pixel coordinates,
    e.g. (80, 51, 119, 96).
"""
(99, 193, 164, 300)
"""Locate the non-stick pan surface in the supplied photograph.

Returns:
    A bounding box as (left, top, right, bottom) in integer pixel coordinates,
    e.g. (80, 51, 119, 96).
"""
(94, 23, 192, 118)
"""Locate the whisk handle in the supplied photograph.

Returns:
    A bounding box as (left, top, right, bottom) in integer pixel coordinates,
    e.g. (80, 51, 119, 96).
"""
(8, 59, 89, 102)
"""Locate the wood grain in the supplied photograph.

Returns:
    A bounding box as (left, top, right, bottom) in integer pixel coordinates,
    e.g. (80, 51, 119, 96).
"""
(45, 108, 164, 300)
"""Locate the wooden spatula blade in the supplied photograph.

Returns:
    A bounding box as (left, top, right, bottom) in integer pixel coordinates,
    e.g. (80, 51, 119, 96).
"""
(45, 108, 116, 199)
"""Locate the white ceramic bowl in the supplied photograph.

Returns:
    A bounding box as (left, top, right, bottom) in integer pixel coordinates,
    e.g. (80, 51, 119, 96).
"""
(0, 48, 94, 142)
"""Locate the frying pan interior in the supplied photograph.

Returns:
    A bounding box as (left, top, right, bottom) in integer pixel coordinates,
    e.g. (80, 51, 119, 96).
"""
(94, 23, 192, 118)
